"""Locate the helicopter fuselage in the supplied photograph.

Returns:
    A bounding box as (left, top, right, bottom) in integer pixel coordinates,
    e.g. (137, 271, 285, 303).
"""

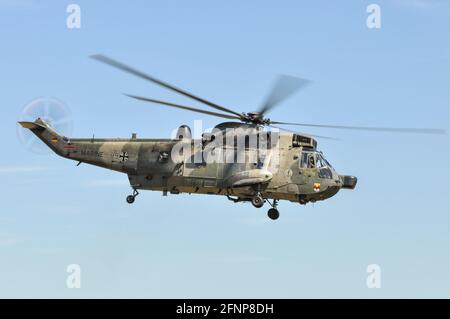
(21, 119, 357, 208)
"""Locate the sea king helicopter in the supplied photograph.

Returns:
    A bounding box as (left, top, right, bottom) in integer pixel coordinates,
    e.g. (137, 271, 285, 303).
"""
(18, 55, 446, 220)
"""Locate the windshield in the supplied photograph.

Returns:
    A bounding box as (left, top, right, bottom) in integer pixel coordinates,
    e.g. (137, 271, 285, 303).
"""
(320, 153, 333, 169)
(300, 151, 333, 170)
(300, 151, 334, 179)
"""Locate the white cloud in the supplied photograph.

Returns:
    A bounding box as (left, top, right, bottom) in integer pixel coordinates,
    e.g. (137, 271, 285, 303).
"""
(0, 166, 47, 174)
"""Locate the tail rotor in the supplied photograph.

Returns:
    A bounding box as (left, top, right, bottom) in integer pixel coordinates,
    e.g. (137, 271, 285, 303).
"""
(17, 97, 74, 154)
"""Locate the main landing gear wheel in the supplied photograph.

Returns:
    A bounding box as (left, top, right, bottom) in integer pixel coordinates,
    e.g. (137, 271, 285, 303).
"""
(267, 208, 279, 220)
(126, 189, 139, 204)
(251, 193, 264, 208)
(267, 199, 280, 220)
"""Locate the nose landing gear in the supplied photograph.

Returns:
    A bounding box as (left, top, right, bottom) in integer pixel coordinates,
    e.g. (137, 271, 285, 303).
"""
(126, 188, 139, 204)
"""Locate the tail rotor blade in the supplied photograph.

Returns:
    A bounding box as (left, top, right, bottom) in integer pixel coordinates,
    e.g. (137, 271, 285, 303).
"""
(17, 97, 74, 154)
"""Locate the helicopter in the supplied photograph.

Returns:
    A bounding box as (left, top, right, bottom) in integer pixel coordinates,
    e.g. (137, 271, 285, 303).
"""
(18, 55, 446, 220)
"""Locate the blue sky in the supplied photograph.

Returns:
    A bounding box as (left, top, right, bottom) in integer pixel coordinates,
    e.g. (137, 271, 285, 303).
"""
(0, 0, 449, 298)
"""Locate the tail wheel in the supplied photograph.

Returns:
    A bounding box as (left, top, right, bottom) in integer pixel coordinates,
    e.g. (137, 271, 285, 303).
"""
(126, 195, 135, 204)
(126, 189, 139, 204)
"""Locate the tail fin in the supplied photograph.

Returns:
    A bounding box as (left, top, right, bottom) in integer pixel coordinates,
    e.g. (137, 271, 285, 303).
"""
(18, 120, 46, 130)
(18, 118, 67, 156)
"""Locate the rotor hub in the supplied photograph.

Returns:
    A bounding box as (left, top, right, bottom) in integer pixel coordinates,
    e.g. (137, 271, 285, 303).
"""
(243, 112, 271, 125)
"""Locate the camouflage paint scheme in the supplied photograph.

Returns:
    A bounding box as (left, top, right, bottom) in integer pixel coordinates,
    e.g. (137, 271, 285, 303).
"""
(19, 118, 356, 205)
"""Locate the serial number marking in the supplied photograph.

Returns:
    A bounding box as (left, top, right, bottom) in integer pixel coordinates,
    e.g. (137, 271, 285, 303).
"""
(80, 149, 104, 157)
(220, 303, 274, 315)
(176, 303, 274, 316)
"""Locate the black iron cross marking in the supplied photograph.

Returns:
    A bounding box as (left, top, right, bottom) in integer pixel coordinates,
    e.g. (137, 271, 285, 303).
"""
(119, 151, 129, 162)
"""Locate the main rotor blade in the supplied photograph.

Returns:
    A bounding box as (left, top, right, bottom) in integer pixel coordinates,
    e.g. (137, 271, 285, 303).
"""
(91, 54, 243, 118)
(259, 75, 310, 115)
(125, 94, 241, 120)
(270, 121, 447, 135)
(269, 125, 339, 140)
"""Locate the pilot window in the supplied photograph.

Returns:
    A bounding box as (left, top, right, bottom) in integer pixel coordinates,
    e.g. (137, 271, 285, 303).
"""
(300, 152, 316, 169)
(316, 154, 326, 168)
(300, 151, 333, 178)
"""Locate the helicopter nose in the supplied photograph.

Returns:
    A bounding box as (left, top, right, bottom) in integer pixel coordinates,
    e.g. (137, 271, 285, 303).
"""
(339, 175, 357, 189)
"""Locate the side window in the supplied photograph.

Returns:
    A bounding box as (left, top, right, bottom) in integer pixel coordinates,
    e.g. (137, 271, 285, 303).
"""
(316, 155, 325, 168)
(300, 152, 308, 168)
(300, 152, 316, 168)
(307, 154, 316, 168)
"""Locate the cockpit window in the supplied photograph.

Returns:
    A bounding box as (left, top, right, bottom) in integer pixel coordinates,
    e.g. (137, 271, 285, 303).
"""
(300, 151, 334, 179)
(316, 154, 326, 168)
(307, 154, 315, 168)
(300, 152, 315, 168)
(300, 151, 316, 168)
(300, 151, 332, 169)
(321, 154, 333, 169)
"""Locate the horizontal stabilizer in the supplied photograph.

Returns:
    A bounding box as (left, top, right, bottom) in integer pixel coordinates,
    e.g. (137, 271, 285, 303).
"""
(18, 121, 46, 130)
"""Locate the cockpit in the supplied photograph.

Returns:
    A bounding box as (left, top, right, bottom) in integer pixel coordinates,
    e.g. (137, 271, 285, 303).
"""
(299, 150, 334, 179)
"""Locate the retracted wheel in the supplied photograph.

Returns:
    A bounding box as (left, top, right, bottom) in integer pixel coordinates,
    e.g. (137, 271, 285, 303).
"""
(267, 208, 279, 220)
(251, 194, 264, 208)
